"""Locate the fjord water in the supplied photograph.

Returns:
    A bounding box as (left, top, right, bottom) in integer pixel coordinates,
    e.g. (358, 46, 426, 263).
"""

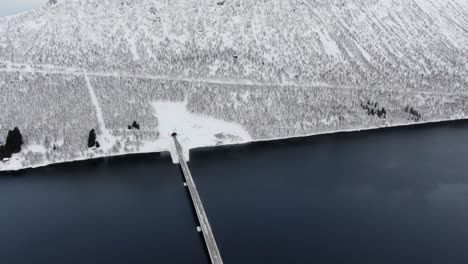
(1, 121, 468, 264)
(0, 154, 209, 264)
(191, 121, 468, 264)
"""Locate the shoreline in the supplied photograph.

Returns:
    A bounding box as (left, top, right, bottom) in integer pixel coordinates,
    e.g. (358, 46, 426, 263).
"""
(1, 117, 467, 174)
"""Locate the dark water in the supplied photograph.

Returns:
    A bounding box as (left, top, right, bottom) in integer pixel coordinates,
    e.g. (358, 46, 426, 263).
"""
(0, 155, 208, 264)
(2, 121, 468, 264)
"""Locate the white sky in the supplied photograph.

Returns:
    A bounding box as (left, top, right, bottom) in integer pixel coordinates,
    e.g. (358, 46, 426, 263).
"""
(0, 0, 45, 17)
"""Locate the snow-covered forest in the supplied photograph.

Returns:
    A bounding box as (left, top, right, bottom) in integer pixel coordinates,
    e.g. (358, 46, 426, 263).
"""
(0, 0, 467, 170)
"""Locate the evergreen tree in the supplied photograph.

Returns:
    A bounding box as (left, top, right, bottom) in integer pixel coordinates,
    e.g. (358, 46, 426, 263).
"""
(132, 121, 140, 130)
(0, 127, 24, 160)
(5, 128, 23, 154)
(88, 129, 97, 148)
(0, 146, 5, 160)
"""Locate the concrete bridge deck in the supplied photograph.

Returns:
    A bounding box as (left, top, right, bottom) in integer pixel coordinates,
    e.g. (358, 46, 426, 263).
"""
(172, 135, 223, 264)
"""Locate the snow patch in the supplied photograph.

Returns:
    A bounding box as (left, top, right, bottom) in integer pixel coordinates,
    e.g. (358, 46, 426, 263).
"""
(0, 154, 24, 171)
(152, 100, 252, 163)
(318, 31, 341, 57)
(128, 33, 140, 61)
(26, 144, 47, 153)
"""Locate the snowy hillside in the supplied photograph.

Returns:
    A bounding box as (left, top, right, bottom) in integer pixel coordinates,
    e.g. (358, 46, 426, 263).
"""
(0, 0, 467, 170)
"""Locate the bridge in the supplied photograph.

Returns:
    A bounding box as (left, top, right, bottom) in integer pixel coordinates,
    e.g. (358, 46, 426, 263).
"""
(172, 134, 223, 264)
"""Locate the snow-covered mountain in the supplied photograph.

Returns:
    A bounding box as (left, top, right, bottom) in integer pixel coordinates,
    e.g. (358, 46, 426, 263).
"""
(2, 0, 468, 88)
(1, 0, 467, 170)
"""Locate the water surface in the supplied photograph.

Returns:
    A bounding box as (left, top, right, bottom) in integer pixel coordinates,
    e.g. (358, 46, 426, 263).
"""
(1, 121, 468, 264)
(0, 154, 208, 264)
(190, 121, 468, 264)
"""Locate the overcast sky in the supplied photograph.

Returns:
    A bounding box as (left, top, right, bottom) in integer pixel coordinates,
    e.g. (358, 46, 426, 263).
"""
(0, 0, 45, 17)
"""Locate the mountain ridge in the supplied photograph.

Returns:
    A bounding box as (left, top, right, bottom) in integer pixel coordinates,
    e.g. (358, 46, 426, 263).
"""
(1, 0, 467, 90)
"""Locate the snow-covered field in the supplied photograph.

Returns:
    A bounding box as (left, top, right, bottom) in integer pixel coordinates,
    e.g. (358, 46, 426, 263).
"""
(0, 0, 467, 171)
(154, 101, 251, 163)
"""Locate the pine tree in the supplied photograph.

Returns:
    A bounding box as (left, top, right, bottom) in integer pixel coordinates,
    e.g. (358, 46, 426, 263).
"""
(0, 146, 5, 160)
(132, 121, 140, 130)
(88, 129, 97, 148)
(0, 127, 24, 159)
(5, 128, 23, 154)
